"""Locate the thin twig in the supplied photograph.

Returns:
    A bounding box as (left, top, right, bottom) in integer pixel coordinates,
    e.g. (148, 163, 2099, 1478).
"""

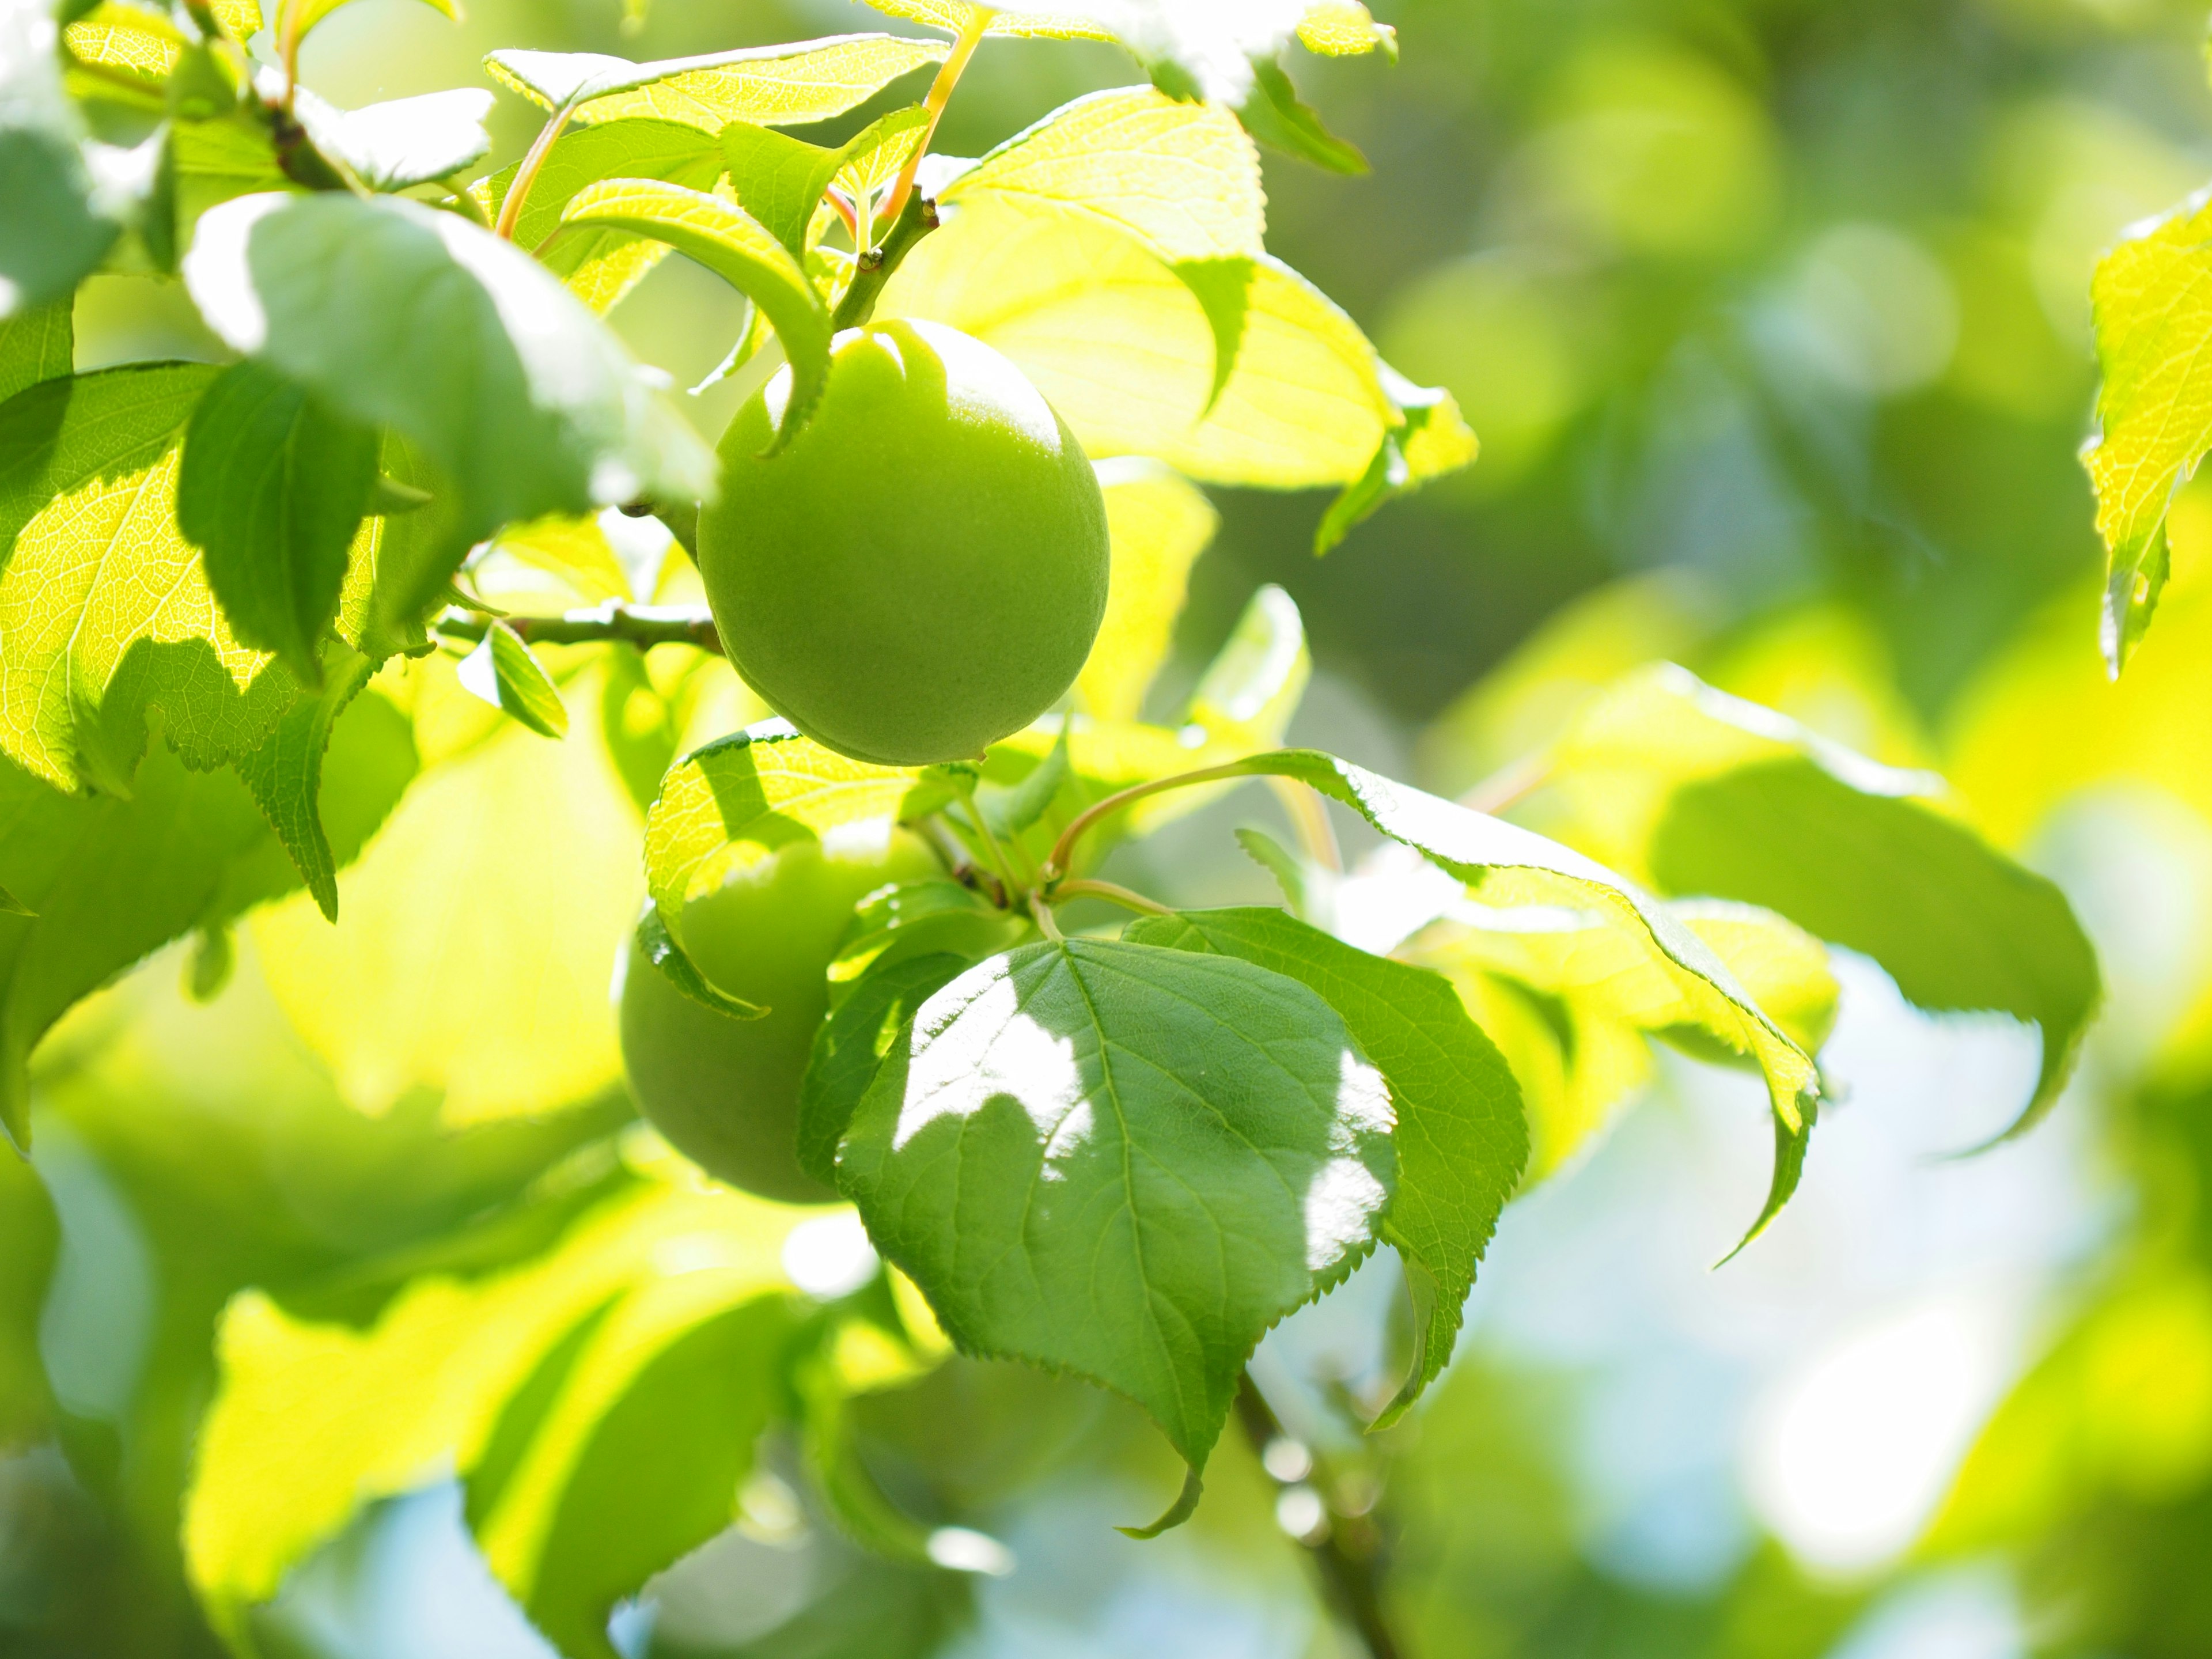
(1458, 751, 1550, 817)
(1268, 778, 1343, 873)
(1042, 758, 1262, 881)
(495, 92, 585, 241)
(1235, 1372, 1402, 1659)
(1050, 878, 1174, 918)
(434, 603, 721, 653)
(879, 5, 991, 227)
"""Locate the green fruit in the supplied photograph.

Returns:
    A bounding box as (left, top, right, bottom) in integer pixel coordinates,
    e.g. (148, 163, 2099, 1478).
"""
(618, 821, 938, 1202)
(699, 319, 1110, 766)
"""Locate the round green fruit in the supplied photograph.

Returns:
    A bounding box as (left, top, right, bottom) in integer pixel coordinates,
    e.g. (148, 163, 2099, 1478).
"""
(618, 821, 938, 1202)
(698, 318, 1110, 766)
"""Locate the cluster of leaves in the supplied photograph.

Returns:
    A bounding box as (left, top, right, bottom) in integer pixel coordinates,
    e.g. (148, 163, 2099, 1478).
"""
(0, 0, 2113, 1652)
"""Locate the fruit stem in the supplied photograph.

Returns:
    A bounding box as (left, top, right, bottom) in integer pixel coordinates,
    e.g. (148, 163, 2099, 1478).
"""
(830, 189, 938, 331)
(1049, 879, 1173, 918)
(880, 5, 992, 228)
(944, 780, 1025, 897)
(434, 603, 721, 653)
(1028, 891, 1064, 941)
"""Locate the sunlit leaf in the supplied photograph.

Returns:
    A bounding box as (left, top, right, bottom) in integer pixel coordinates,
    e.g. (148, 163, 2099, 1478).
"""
(1296, 2, 1394, 56)
(0, 364, 298, 795)
(861, 1, 1113, 40)
(184, 1169, 805, 1653)
(183, 192, 714, 587)
(486, 34, 949, 132)
(233, 645, 391, 923)
(472, 118, 724, 315)
(1126, 908, 1527, 1427)
(561, 178, 831, 449)
(1552, 665, 2100, 1145)
(1075, 460, 1217, 722)
(252, 654, 646, 1124)
(293, 87, 494, 193)
(1, 0, 123, 313)
(457, 622, 570, 739)
(1238, 55, 1366, 173)
(838, 938, 1395, 1525)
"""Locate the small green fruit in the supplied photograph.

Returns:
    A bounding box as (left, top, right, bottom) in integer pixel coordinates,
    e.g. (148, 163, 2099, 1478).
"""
(618, 821, 937, 1202)
(699, 319, 1110, 766)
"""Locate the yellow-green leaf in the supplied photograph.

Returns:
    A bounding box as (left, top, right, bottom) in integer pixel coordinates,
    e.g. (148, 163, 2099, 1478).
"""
(0, 365, 297, 796)
(861, 1, 1113, 40)
(1075, 459, 1218, 722)
(485, 34, 948, 132)
(2086, 190, 2212, 672)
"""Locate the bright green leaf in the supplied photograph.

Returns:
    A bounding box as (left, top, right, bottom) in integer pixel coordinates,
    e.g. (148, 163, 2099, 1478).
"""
(1076, 459, 1218, 723)
(232, 645, 384, 922)
(0, 298, 71, 404)
(1125, 908, 1528, 1427)
(799, 949, 972, 1187)
(838, 938, 1396, 1521)
(457, 622, 569, 739)
(183, 191, 714, 563)
(472, 118, 723, 315)
(861, 1, 1113, 39)
(179, 359, 379, 685)
(0, 363, 300, 795)
(485, 34, 949, 132)
(560, 177, 831, 450)
(642, 722, 937, 938)
(1315, 370, 1478, 555)
(286, 0, 456, 49)
(1554, 665, 2100, 1146)
(2085, 191, 2212, 673)
(633, 899, 764, 1020)
(1296, 2, 1395, 56)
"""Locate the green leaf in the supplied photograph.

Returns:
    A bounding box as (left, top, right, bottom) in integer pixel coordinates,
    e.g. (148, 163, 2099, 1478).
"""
(167, 104, 296, 252)
(472, 118, 724, 315)
(0, 0, 122, 314)
(0, 363, 300, 794)
(232, 645, 382, 922)
(1185, 583, 1311, 751)
(292, 88, 494, 193)
(336, 431, 467, 661)
(1236, 825, 1313, 917)
(980, 717, 1070, 839)
(827, 878, 1033, 988)
(721, 105, 927, 262)
(456, 622, 570, 739)
(0, 298, 71, 404)
(633, 899, 764, 1020)
(1237, 55, 1368, 174)
(1076, 459, 1218, 722)
(178, 359, 379, 685)
(1554, 665, 2101, 1146)
(1125, 908, 1527, 1427)
(560, 178, 831, 450)
(861, 1, 1113, 39)
(182, 191, 714, 560)
(884, 209, 1406, 488)
(287, 0, 456, 48)
(0, 741, 268, 1146)
(1175, 256, 1256, 411)
(838, 937, 1396, 1521)
(1315, 371, 1479, 555)
(2085, 190, 2212, 672)
(1132, 745, 1824, 1245)
(798, 949, 971, 1191)
(1297, 2, 1395, 56)
(184, 1172, 805, 1654)
(941, 85, 1267, 265)
(1406, 899, 1836, 1183)
(484, 33, 950, 132)
(643, 722, 937, 936)
(832, 103, 932, 208)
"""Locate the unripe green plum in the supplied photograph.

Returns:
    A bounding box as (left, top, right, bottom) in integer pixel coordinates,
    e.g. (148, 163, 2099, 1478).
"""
(618, 821, 938, 1202)
(698, 318, 1109, 766)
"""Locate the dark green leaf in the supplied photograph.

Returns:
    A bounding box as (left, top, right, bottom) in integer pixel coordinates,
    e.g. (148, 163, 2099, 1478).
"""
(181, 191, 714, 552)
(179, 359, 379, 684)
(979, 716, 1070, 839)
(838, 938, 1396, 1523)
(457, 622, 570, 738)
(1236, 56, 1368, 175)
(722, 121, 853, 261)
(0, 298, 71, 404)
(798, 950, 970, 1186)
(1125, 908, 1529, 1426)
(1314, 377, 1464, 556)
(230, 645, 385, 922)
(1173, 256, 1253, 412)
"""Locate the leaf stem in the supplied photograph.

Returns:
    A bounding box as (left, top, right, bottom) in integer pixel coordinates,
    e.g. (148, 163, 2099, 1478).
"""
(1029, 890, 1065, 941)
(495, 92, 585, 241)
(1042, 759, 1263, 881)
(434, 603, 720, 653)
(1268, 778, 1342, 873)
(1458, 751, 1550, 817)
(880, 4, 991, 228)
(1050, 878, 1173, 918)
(1235, 1372, 1403, 1659)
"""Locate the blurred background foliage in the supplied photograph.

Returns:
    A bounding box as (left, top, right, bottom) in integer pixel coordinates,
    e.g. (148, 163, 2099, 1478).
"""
(20, 0, 2212, 1654)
